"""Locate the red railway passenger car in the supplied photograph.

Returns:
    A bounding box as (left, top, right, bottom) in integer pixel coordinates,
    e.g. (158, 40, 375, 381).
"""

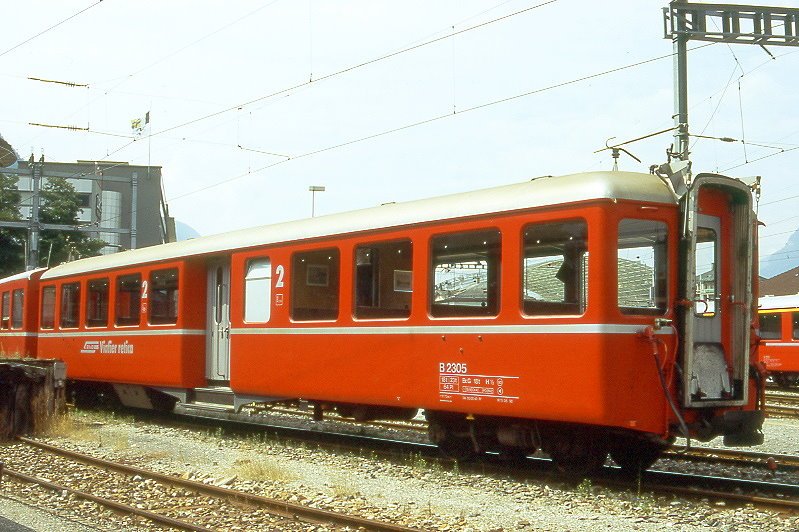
(0, 268, 45, 358)
(3, 170, 765, 474)
(759, 295, 799, 388)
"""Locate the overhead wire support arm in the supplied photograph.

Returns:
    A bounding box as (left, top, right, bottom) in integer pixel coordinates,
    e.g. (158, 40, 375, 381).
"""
(663, 3, 799, 47)
(661, 2, 799, 175)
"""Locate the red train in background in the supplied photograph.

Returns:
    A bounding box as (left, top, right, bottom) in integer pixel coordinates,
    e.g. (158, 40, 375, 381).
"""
(759, 295, 799, 388)
(0, 170, 765, 474)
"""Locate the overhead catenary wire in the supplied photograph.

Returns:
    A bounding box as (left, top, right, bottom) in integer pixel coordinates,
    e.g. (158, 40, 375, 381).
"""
(30, 0, 560, 182)
(149, 0, 559, 140)
(20, 0, 560, 186)
(168, 42, 716, 203)
(0, 0, 105, 60)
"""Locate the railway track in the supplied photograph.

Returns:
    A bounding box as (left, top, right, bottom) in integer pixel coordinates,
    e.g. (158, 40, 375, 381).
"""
(766, 390, 799, 419)
(89, 405, 799, 515)
(271, 405, 799, 475)
(666, 445, 799, 472)
(3, 436, 421, 532)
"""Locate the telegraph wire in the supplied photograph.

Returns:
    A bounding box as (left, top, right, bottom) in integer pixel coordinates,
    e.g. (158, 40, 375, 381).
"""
(168, 42, 715, 202)
(41, 0, 559, 179)
(151, 0, 559, 139)
(760, 188, 799, 208)
(0, 1, 105, 60)
(690, 47, 798, 154)
(17, 0, 282, 153)
(102, 0, 282, 89)
(722, 144, 799, 172)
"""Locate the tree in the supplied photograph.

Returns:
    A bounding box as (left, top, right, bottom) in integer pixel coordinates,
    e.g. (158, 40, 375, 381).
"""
(0, 172, 25, 277)
(38, 177, 105, 267)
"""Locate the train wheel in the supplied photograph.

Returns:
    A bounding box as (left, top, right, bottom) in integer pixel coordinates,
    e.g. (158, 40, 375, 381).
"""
(547, 435, 608, 477)
(609, 441, 663, 475)
(774, 373, 799, 389)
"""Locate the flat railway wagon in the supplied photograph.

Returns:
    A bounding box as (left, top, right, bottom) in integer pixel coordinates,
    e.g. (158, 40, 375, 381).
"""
(759, 295, 799, 388)
(2, 170, 765, 474)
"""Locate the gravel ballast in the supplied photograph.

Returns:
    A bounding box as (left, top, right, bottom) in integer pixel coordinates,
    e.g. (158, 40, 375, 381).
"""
(1, 411, 798, 531)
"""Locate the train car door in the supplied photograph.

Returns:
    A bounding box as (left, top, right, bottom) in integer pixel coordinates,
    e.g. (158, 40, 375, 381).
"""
(206, 260, 231, 383)
(680, 174, 754, 408)
(692, 214, 722, 349)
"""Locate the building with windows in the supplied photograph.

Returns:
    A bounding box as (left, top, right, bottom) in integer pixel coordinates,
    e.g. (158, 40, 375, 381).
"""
(4, 158, 174, 255)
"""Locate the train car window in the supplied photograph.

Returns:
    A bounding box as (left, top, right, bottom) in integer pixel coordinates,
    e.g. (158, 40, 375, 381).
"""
(1, 291, 9, 329)
(244, 258, 272, 323)
(793, 312, 799, 340)
(522, 220, 587, 316)
(617, 219, 668, 315)
(41, 286, 55, 329)
(86, 278, 109, 327)
(11, 289, 24, 329)
(150, 269, 179, 325)
(694, 228, 717, 317)
(354, 240, 412, 319)
(759, 312, 782, 340)
(431, 230, 500, 318)
(291, 248, 340, 321)
(115, 274, 142, 326)
(60, 282, 81, 329)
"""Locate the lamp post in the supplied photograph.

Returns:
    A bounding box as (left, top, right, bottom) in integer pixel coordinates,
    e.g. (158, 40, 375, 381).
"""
(309, 185, 325, 217)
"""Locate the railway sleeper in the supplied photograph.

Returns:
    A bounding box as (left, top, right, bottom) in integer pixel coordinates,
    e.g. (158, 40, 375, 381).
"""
(0, 358, 66, 440)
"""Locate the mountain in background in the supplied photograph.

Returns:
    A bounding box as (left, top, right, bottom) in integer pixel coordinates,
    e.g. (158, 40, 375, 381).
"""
(760, 226, 799, 279)
(175, 220, 201, 241)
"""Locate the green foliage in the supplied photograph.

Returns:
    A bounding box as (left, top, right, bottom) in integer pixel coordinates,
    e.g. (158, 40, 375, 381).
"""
(0, 174, 106, 274)
(0, 172, 25, 276)
(0, 172, 21, 219)
(38, 177, 105, 267)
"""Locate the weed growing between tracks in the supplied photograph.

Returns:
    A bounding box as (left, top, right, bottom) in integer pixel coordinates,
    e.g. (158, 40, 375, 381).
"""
(45, 410, 131, 451)
(231, 457, 297, 483)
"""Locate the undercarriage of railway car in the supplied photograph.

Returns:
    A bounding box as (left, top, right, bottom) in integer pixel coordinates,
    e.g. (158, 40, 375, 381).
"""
(424, 411, 675, 475)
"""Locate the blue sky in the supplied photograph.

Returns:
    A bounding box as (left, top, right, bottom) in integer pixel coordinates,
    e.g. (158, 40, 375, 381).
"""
(2, 1, 798, 274)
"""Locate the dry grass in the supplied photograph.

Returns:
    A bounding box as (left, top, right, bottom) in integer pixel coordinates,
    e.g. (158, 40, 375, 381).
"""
(46, 413, 93, 440)
(0, 348, 24, 359)
(231, 458, 297, 483)
(330, 475, 361, 499)
(45, 413, 130, 450)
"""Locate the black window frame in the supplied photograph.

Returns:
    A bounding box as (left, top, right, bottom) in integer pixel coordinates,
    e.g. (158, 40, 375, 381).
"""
(41, 286, 56, 330)
(115, 273, 142, 327)
(760, 312, 782, 340)
(149, 268, 179, 325)
(429, 228, 501, 318)
(521, 219, 588, 317)
(86, 278, 110, 328)
(353, 239, 413, 320)
(290, 248, 341, 322)
(59, 282, 81, 329)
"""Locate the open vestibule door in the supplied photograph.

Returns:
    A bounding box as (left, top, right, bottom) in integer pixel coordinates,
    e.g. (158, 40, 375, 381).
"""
(679, 173, 755, 410)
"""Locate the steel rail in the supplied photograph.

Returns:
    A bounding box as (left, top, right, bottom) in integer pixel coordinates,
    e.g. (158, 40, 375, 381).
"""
(766, 405, 799, 417)
(66, 405, 799, 514)
(0, 464, 212, 532)
(605, 472, 799, 512)
(667, 445, 799, 470)
(17, 436, 421, 532)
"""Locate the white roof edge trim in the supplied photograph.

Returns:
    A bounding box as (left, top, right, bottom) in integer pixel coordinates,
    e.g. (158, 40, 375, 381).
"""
(0, 268, 47, 285)
(42, 171, 679, 280)
(759, 294, 799, 310)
